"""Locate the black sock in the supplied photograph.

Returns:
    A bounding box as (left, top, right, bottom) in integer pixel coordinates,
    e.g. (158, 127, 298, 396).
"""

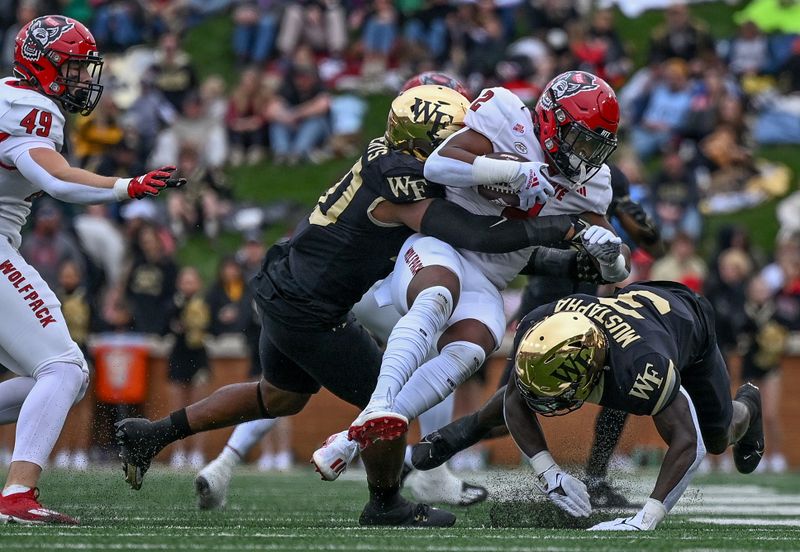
(148, 409, 195, 453)
(368, 483, 403, 511)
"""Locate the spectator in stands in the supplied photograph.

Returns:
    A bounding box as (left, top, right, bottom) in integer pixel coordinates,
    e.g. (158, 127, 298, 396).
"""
(123, 223, 178, 335)
(150, 92, 228, 169)
(167, 144, 232, 241)
(21, 200, 86, 289)
(232, 0, 285, 66)
(200, 74, 229, 123)
(125, 71, 179, 161)
(360, 0, 399, 83)
(402, 0, 452, 65)
(704, 248, 753, 353)
(53, 259, 94, 470)
(524, 0, 579, 40)
(650, 231, 708, 292)
(264, 63, 330, 165)
(649, 150, 702, 241)
(73, 97, 124, 171)
(236, 231, 267, 280)
(741, 275, 789, 473)
(450, 0, 506, 82)
(0, 1, 40, 70)
(570, 9, 630, 87)
(152, 33, 198, 110)
(207, 256, 256, 338)
(166, 266, 210, 470)
(276, 0, 347, 60)
(630, 58, 694, 159)
(647, 2, 714, 64)
(726, 20, 769, 78)
(226, 67, 267, 167)
(73, 205, 128, 291)
(91, 0, 146, 53)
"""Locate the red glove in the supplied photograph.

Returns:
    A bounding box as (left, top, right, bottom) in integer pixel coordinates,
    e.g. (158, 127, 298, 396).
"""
(114, 166, 186, 200)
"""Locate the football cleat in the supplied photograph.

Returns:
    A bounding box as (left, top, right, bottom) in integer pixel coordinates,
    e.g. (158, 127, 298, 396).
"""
(359, 496, 456, 527)
(0, 488, 78, 525)
(411, 430, 462, 471)
(311, 430, 360, 481)
(405, 463, 488, 507)
(115, 418, 162, 490)
(195, 454, 236, 510)
(733, 383, 764, 474)
(587, 479, 635, 509)
(348, 410, 408, 448)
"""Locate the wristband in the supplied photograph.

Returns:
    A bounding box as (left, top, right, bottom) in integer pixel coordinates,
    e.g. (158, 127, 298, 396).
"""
(527, 450, 557, 476)
(599, 254, 629, 282)
(113, 178, 131, 201)
(471, 155, 521, 188)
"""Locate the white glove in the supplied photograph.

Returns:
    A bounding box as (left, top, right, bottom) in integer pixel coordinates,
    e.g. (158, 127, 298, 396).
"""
(530, 452, 591, 518)
(513, 161, 555, 210)
(580, 225, 621, 264)
(588, 498, 667, 531)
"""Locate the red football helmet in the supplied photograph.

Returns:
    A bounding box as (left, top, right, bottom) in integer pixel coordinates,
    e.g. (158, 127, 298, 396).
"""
(400, 71, 472, 100)
(534, 71, 618, 186)
(13, 15, 104, 115)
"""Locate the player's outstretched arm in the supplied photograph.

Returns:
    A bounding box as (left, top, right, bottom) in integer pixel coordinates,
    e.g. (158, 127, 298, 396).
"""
(15, 147, 184, 203)
(505, 381, 592, 518)
(372, 197, 578, 254)
(589, 387, 706, 531)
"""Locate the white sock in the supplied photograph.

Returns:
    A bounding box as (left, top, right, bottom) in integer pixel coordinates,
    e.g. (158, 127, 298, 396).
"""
(418, 393, 455, 437)
(11, 362, 85, 467)
(226, 418, 279, 459)
(392, 341, 485, 421)
(367, 286, 453, 411)
(2, 484, 30, 496)
(0, 376, 36, 424)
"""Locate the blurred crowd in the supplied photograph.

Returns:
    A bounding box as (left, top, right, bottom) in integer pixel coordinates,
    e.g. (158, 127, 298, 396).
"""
(0, 0, 799, 471)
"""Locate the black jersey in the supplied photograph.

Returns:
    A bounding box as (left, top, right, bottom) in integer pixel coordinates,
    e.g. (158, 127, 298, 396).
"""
(253, 138, 444, 328)
(515, 281, 715, 416)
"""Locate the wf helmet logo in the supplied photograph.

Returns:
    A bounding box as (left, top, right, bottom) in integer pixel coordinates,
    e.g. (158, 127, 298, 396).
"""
(410, 97, 455, 140)
(22, 17, 75, 62)
(540, 71, 599, 110)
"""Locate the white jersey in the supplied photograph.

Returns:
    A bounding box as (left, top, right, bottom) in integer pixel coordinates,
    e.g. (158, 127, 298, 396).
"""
(0, 77, 65, 249)
(434, 86, 612, 289)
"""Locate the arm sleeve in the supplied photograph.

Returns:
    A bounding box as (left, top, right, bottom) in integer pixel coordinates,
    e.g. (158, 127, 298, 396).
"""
(518, 247, 578, 277)
(419, 199, 572, 253)
(14, 148, 119, 204)
(661, 386, 706, 512)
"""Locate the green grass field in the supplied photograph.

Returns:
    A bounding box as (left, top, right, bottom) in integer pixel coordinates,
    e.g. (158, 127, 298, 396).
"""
(2, 467, 799, 551)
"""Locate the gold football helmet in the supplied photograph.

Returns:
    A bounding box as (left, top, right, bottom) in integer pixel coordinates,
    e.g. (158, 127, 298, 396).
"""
(514, 312, 608, 416)
(385, 84, 469, 160)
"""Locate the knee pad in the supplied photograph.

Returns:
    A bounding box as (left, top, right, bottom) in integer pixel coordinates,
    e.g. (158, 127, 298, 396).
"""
(36, 361, 87, 405)
(75, 360, 90, 404)
(439, 340, 486, 388)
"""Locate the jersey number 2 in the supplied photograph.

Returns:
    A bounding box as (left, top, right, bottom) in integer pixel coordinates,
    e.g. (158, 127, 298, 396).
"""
(470, 90, 494, 112)
(20, 109, 52, 138)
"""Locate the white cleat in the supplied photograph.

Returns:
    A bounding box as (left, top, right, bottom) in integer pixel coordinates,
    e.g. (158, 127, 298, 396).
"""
(195, 455, 235, 510)
(405, 463, 488, 507)
(348, 410, 408, 448)
(311, 430, 360, 481)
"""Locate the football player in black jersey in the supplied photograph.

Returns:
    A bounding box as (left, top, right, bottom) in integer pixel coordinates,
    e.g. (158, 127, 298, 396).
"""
(113, 85, 597, 527)
(412, 281, 764, 530)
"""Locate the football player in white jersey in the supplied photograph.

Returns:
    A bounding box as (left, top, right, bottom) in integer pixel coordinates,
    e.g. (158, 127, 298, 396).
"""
(312, 71, 630, 482)
(0, 15, 184, 524)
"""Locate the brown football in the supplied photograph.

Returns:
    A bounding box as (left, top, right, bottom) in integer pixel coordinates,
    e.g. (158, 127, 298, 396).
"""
(476, 151, 528, 207)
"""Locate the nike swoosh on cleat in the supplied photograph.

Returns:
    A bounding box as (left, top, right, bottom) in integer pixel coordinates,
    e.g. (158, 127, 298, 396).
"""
(489, 217, 508, 228)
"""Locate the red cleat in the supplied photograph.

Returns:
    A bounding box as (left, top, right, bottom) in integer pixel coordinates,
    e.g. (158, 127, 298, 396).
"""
(0, 488, 79, 525)
(348, 410, 409, 448)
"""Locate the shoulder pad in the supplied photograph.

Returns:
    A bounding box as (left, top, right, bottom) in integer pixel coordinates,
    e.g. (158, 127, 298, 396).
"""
(0, 82, 65, 147)
(465, 87, 528, 143)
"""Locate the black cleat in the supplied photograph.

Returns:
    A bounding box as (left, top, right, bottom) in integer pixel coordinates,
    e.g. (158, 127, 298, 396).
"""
(359, 496, 456, 527)
(733, 383, 764, 474)
(587, 479, 635, 509)
(411, 431, 460, 471)
(115, 418, 162, 490)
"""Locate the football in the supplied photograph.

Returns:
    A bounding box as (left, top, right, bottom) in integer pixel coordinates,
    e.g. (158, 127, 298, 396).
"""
(476, 151, 528, 207)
